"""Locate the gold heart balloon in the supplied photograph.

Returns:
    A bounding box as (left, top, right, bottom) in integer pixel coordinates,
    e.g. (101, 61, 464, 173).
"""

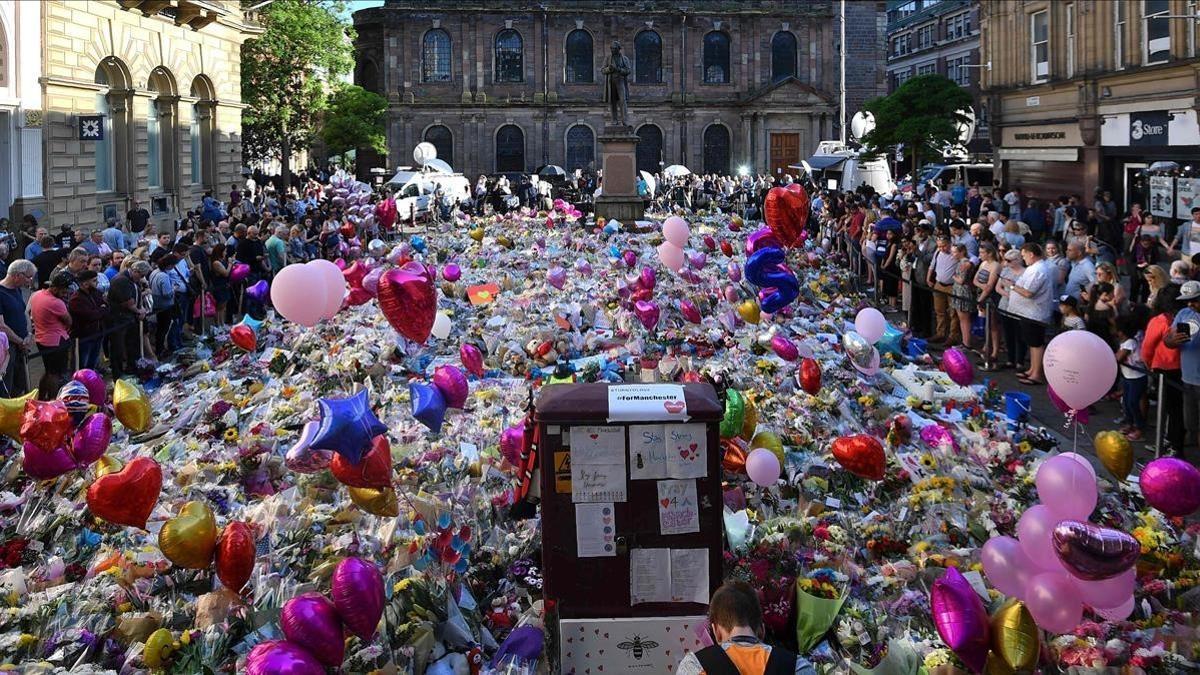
(990, 600, 1039, 672)
(348, 485, 400, 517)
(750, 430, 785, 464)
(113, 379, 151, 433)
(94, 455, 124, 478)
(0, 390, 37, 440)
(738, 299, 761, 325)
(469, 227, 485, 242)
(1093, 430, 1133, 480)
(158, 501, 218, 569)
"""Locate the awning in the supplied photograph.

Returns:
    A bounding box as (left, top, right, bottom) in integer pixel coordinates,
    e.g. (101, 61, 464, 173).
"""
(797, 155, 847, 171)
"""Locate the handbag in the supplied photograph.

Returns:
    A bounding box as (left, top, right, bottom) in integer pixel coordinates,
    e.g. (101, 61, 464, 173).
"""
(193, 292, 217, 319)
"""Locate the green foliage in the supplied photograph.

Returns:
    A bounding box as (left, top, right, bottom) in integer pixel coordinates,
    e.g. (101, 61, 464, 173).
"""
(321, 84, 388, 157)
(859, 75, 974, 171)
(241, 0, 354, 166)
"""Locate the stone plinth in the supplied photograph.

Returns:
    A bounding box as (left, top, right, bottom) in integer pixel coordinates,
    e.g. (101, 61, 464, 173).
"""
(594, 124, 644, 224)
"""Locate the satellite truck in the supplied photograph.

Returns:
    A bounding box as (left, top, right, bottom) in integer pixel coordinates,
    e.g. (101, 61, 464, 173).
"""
(386, 142, 471, 220)
(791, 111, 897, 195)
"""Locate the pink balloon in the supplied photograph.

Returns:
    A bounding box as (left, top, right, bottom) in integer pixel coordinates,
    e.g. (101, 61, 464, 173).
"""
(1048, 383, 1089, 423)
(657, 242, 685, 273)
(22, 441, 77, 480)
(460, 343, 485, 377)
(727, 262, 742, 282)
(640, 267, 657, 291)
(662, 216, 690, 247)
(71, 413, 112, 467)
(854, 307, 886, 343)
(981, 535, 1035, 598)
(633, 300, 661, 331)
(687, 251, 707, 269)
(229, 263, 251, 285)
(72, 369, 106, 407)
(306, 259, 347, 320)
(280, 593, 344, 667)
(442, 264, 461, 282)
(1072, 567, 1135, 609)
(271, 264, 326, 327)
(745, 447, 780, 487)
(245, 641, 324, 675)
(1140, 457, 1200, 517)
(1026, 571, 1084, 633)
(1036, 454, 1098, 520)
(930, 567, 991, 673)
(361, 267, 384, 296)
(680, 299, 702, 324)
(1059, 451, 1097, 481)
(770, 335, 799, 361)
(432, 365, 469, 409)
(942, 347, 974, 386)
(1093, 594, 1135, 622)
(724, 285, 739, 304)
(547, 266, 567, 290)
(499, 424, 526, 465)
(331, 557, 384, 640)
(1044, 331, 1119, 410)
(1017, 504, 1066, 571)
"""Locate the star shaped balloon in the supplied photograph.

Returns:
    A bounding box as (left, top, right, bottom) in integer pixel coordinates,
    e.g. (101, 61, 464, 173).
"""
(310, 390, 387, 464)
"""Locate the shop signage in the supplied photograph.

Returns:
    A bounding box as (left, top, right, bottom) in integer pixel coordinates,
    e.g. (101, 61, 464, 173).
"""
(78, 115, 104, 140)
(1002, 123, 1081, 148)
(1177, 178, 1200, 220)
(1130, 111, 1170, 146)
(1149, 176, 1174, 218)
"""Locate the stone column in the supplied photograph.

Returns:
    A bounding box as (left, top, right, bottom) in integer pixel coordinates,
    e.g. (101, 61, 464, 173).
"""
(595, 124, 644, 224)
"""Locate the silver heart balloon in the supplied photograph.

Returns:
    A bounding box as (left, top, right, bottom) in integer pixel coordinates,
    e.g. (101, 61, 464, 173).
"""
(842, 331, 874, 368)
(1053, 519, 1141, 580)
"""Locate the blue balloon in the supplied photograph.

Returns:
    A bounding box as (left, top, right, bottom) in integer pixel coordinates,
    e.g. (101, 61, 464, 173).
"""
(602, 223, 619, 236)
(309, 390, 388, 464)
(411, 235, 426, 253)
(410, 381, 447, 433)
(413, 518, 427, 535)
(240, 314, 264, 334)
(744, 246, 800, 314)
(877, 323, 905, 357)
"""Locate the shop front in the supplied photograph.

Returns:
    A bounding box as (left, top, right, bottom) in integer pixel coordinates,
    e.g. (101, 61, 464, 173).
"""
(1100, 105, 1200, 215)
(995, 121, 1086, 201)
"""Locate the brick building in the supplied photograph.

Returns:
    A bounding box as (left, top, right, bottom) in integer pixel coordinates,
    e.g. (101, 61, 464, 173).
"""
(17, 0, 261, 232)
(885, 0, 989, 154)
(352, 0, 886, 180)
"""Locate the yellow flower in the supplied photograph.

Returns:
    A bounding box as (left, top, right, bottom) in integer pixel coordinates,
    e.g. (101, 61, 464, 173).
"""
(1018, 441, 1032, 453)
(913, 541, 931, 553)
(919, 453, 937, 469)
(17, 634, 36, 648)
(224, 428, 239, 443)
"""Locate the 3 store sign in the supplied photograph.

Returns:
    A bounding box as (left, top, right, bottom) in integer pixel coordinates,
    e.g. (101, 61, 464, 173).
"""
(1130, 111, 1169, 146)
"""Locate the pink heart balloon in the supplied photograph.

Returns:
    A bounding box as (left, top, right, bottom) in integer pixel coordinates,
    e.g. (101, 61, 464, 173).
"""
(680, 299, 702, 324)
(71, 413, 112, 467)
(331, 557, 384, 640)
(770, 335, 799, 361)
(378, 268, 436, 344)
(245, 641, 324, 675)
(285, 421, 332, 474)
(623, 250, 637, 267)
(22, 441, 77, 480)
(547, 266, 567, 290)
(460, 343, 485, 377)
(640, 267, 657, 291)
(633, 300, 660, 330)
(229, 263, 250, 285)
(724, 285, 739, 304)
(432, 365, 469, 409)
(575, 259, 593, 277)
(500, 424, 526, 465)
(687, 251, 707, 269)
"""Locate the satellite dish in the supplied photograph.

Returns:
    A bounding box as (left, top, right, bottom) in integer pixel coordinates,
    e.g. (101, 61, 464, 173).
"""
(413, 142, 438, 166)
(954, 107, 977, 145)
(850, 111, 875, 141)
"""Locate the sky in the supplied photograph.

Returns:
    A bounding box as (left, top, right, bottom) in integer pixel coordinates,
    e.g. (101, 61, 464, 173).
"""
(341, 0, 383, 20)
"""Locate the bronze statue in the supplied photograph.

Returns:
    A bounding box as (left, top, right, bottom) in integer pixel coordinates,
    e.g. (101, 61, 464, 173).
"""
(602, 40, 631, 126)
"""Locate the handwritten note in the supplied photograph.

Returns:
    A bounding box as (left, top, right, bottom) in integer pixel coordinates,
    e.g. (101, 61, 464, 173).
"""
(657, 479, 699, 535)
(570, 426, 627, 503)
(575, 503, 616, 557)
(628, 425, 668, 479)
(666, 423, 707, 479)
(670, 549, 710, 604)
(630, 548, 710, 605)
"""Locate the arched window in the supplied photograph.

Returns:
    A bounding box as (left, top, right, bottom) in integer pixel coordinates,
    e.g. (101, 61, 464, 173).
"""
(357, 59, 382, 94)
(424, 125, 453, 168)
(495, 124, 525, 172)
(422, 29, 451, 82)
(565, 125, 594, 171)
(495, 29, 524, 83)
(191, 75, 216, 190)
(565, 30, 593, 83)
(771, 31, 798, 82)
(703, 31, 730, 84)
(93, 67, 114, 192)
(634, 30, 662, 83)
(703, 124, 730, 175)
(635, 124, 663, 174)
(147, 67, 176, 191)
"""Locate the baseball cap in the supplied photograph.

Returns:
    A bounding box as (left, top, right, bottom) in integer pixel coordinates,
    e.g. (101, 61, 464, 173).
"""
(1178, 280, 1200, 301)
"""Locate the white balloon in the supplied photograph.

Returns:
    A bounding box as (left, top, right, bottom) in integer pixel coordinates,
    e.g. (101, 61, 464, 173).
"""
(431, 312, 452, 340)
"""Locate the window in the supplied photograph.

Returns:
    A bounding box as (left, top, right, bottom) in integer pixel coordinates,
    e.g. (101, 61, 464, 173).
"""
(1031, 10, 1048, 82)
(94, 69, 113, 192)
(702, 31, 730, 84)
(190, 104, 201, 184)
(945, 13, 969, 41)
(634, 30, 663, 83)
(564, 30, 593, 83)
(1066, 4, 1075, 78)
(892, 34, 911, 57)
(1144, 0, 1171, 65)
(565, 124, 594, 171)
(917, 62, 936, 76)
(424, 125, 453, 168)
(422, 29, 451, 82)
(702, 124, 730, 175)
(916, 24, 934, 50)
(494, 29, 523, 83)
(1190, 0, 1198, 57)
(147, 98, 160, 189)
(946, 55, 971, 86)
(893, 68, 913, 88)
(495, 124, 524, 172)
(1115, 1, 1126, 69)
(636, 124, 663, 174)
(771, 31, 797, 82)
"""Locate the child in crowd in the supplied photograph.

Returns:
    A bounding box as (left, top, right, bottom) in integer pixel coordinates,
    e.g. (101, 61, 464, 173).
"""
(1116, 315, 1147, 441)
(1059, 295, 1085, 330)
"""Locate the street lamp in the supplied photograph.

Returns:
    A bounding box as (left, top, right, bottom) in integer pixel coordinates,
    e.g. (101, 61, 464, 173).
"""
(738, 165, 750, 176)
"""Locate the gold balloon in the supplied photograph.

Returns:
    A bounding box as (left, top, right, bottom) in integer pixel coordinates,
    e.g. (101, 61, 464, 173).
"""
(497, 235, 514, 249)
(0, 390, 37, 440)
(349, 485, 400, 517)
(738, 300, 761, 325)
(750, 430, 785, 463)
(113, 379, 151, 433)
(94, 455, 124, 478)
(982, 652, 1016, 675)
(158, 501, 218, 569)
(1094, 430, 1133, 480)
(990, 600, 1040, 672)
(740, 395, 758, 440)
(143, 628, 175, 669)
(469, 227, 485, 242)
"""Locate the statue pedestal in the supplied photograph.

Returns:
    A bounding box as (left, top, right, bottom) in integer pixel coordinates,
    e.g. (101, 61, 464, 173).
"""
(595, 125, 644, 224)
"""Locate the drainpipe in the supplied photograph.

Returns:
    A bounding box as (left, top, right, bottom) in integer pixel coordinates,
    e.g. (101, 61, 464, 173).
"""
(542, 8, 550, 167)
(680, 13, 687, 164)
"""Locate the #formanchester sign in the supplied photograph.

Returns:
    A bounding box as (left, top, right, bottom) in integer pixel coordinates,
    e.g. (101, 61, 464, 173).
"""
(607, 384, 689, 423)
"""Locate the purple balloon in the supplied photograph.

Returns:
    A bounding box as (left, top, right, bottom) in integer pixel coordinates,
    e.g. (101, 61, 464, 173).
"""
(500, 424, 526, 465)
(71, 413, 112, 467)
(770, 334, 799, 361)
(919, 423, 958, 453)
(575, 259, 593, 277)
(930, 567, 990, 673)
(280, 593, 344, 667)
(727, 262, 742, 282)
(981, 535, 1035, 597)
(72, 369, 106, 407)
(640, 267, 657, 291)
(687, 251, 707, 269)
(622, 250, 637, 268)
(1036, 454, 1098, 520)
(285, 420, 332, 474)
(547, 266, 567, 290)
(245, 640, 325, 675)
(246, 280, 270, 304)
(1140, 457, 1200, 517)
(432, 365, 469, 409)
(230, 263, 251, 285)
(942, 347, 974, 386)
(362, 266, 384, 296)
(1052, 520, 1141, 581)
(331, 557, 384, 640)
(460, 343, 485, 377)
(22, 441, 77, 480)
(442, 263, 462, 282)
(633, 300, 660, 331)
(745, 227, 783, 254)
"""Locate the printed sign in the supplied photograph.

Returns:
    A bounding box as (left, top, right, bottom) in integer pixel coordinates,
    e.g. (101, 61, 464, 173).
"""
(1130, 111, 1170, 146)
(1177, 178, 1200, 220)
(607, 384, 689, 423)
(554, 451, 572, 493)
(1149, 176, 1174, 218)
(630, 548, 710, 605)
(78, 114, 104, 140)
(559, 616, 707, 675)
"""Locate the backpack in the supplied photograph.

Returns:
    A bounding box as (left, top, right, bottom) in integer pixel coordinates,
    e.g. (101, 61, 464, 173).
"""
(694, 643, 797, 675)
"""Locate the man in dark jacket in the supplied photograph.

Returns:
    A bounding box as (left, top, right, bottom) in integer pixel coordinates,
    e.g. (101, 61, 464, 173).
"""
(69, 270, 108, 370)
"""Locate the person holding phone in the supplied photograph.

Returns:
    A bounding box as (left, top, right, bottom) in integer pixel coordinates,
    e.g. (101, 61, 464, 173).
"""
(1164, 280, 1200, 459)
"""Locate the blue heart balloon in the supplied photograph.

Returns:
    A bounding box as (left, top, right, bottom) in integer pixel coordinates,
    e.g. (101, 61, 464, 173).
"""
(410, 381, 447, 433)
(877, 323, 905, 357)
(309, 390, 388, 464)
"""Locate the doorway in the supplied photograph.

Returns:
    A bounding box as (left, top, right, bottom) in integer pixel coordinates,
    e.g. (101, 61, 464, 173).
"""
(769, 132, 799, 177)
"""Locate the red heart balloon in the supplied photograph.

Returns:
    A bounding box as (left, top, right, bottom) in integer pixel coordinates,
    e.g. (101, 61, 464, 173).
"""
(831, 434, 886, 481)
(215, 521, 256, 592)
(378, 268, 436, 344)
(86, 456, 162, 529)
(719, 240, 734, 257)
(343, 261, 368, 289)
(21, 400, 72, 451)
(340, 222, 357, 238)
(763, 186, 810, 247)
(230, 324, 257, 351)
(331, 435, 393, 488)
(799, 358, 822, 395)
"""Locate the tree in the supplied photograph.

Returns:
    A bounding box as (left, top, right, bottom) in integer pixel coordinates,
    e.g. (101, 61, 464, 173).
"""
(859, 74, 974, 175)
(241, 0, 353, 187)
(320, 84, 387, 165)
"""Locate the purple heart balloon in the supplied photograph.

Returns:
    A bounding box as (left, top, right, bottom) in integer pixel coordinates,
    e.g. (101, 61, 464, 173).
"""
(285, 420, 332, 474)
(724, 285, 739, 304)
(622, 250, 637, 268)
(1140, 457, 1200, 517)
(1052, 519, 1141, 581)
(499, 424, 526, 465)
(547, 266, 567, 290)
(575, 259, 593, 277)
(361, 266, 384, 296)
(22, 441, 77, 480)
(687, 251, 707, 269)
(942, 347, 974, 386)
(432, 365, 469, 409)
(633, 300, 660, 331)
(746, 227, 783, 255)
(72, 369, 106, 407)
(246, 280, 270, 304)
(332, 557, 385, 640)
(280, 593, 344, 667)
(640, 267, 657, 291)
(930, 566, 990, 673)
(460, 343, 485, 377)
(245, 641, 325, 675)
(71, 413, 112, 467)
(442, 263, 462, 282)
(728, 262, 742, 282)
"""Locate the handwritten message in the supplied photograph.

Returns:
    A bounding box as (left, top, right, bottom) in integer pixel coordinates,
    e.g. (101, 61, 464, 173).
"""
(657, 479, 699, 535)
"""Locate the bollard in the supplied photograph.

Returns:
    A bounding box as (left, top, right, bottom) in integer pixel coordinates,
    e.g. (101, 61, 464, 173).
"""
(73, 338, 80, 372)
(1156, 372, 1165, 458)
(138, 319, 145, 360)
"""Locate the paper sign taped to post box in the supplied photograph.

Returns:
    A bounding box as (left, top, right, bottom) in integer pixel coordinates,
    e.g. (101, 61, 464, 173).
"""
(559, 616, 707, 675)
(607, 384, 689, 423)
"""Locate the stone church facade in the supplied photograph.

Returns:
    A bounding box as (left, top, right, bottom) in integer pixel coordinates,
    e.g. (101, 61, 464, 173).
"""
(352, 0, 886, 180)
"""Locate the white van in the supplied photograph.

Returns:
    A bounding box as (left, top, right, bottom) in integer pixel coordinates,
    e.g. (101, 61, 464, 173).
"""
(900, 162, 993, 194)
(387, 168, 471, 220)
(792, 141, 897, 194)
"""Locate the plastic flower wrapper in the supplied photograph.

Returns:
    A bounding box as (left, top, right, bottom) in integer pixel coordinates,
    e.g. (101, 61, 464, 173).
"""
(846, 637, 924, 675)
(795, 574, 849, 654)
